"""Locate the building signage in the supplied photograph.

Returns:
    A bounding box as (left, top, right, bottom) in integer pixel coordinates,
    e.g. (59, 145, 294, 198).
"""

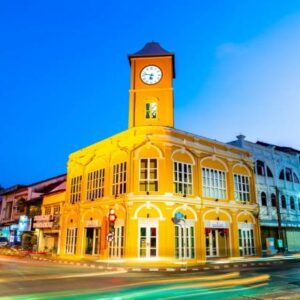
(34, 215, 53, 222)
(18, 215, 31, 232)
(205, 220, 229, 229)
(33, 222, 54, 229)
(238, 222, 254, 229)
(86, 220, 99, 228)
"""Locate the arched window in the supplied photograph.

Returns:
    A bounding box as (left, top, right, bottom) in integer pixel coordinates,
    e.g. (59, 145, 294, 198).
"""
(266, 167, 273, 178)
(281, 195, 287, 209)
(293, 173, 299, 183)
(256, 160, 265, 176)
(261, 192, 267, 206)
(279, 170, 285, 180)
(286, 168, 293, 182)
(271, 194, 276, 207)
(290, 197, 295, 210)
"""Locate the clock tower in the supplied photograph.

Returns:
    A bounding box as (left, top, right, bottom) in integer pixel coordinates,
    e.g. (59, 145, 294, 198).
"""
(128, 42, 175, 128)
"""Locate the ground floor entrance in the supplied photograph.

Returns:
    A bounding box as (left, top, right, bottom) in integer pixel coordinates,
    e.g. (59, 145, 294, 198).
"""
(109, 223, 124, 259)
(205, 228, 229, 258)
(138, 218, 158, 259)
(238, 225, 255, 256)
(85, 228, 100, 255)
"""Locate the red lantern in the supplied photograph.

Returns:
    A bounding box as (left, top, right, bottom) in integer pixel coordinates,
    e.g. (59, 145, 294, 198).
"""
(108, 209, 117, 223)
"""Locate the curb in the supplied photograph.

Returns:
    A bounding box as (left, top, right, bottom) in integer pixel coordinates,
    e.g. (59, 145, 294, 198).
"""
(29, 256, 290, 273)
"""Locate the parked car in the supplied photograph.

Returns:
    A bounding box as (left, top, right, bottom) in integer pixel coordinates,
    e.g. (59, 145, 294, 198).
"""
(0, 237, 9, 247)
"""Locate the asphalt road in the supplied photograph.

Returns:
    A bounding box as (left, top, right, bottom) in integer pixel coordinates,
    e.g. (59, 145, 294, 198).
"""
(1, 256, 300, 299)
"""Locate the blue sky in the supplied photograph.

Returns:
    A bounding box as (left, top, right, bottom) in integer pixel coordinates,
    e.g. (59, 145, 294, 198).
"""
(1, 1, 300, 187)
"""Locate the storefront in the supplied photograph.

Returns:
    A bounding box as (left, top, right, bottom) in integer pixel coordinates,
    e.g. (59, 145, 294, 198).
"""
(34, 214, 60, 253)
(205, 220, 230, 258)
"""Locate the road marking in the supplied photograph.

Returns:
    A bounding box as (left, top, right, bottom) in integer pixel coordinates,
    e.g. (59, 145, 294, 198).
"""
(149, 268, 159, 271)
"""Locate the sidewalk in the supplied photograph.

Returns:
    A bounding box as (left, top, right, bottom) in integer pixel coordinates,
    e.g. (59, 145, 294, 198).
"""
(1, 248, 300, 272)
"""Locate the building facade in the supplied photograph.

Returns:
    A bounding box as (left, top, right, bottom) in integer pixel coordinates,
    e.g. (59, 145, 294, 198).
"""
(0, 174, 66, 250)
(229, 135, 300, 253)
(59, 42, 261, 265)
(35, 180, 66, 254)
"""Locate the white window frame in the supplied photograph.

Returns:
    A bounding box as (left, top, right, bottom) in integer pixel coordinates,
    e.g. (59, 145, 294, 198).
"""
(238, 224, 255, 256)
(175, 221, 195, 259)
(138, 218, 159, 259)
(234, 174, 250, 202)
(173, 161, 193, 195)
(70, 176, 82, 204)
(112, 162, 127, 196)
(202, 167, 227, 199)
(86, 168, 105, 200)
(65, 228, 77, 255)
(139, 158, 159, 192)
(109, 220, 124, 259)
(145, 102, 158, 119)
(85, 227, 100, 256)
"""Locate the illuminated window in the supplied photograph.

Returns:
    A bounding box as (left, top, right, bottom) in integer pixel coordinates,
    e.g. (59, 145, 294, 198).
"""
(174, 162, 193, 195)
(261, 192, 267, 206)
(139, 159, 158, 192)
(65, 228, 77, 255)
(53, 205, 60, 215)
(234, 174, 250, 202)
(112, 162, 127, 196)
(202, 168, 226, 199)
(87, 169, 105, 200)
(145, 102, 157, 119)
(44, 206, 51, 215)
(70, 176, 82, 204)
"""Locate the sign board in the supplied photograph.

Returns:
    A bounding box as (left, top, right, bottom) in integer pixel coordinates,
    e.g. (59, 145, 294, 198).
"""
(34, 215, 53, 222)
(86, 220, 99, 228)
(18, 215, 31, 232)
(33, 222, 54, 229)
(238, 222, 254, 230)
(106, 233, 114, 242)
(205, 220, 229, 229)
(277, 239, 283, 248)
(266, 237, 276, 255)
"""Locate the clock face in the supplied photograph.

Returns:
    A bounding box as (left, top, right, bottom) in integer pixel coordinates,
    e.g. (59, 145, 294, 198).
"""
(140, 65, 162, 85)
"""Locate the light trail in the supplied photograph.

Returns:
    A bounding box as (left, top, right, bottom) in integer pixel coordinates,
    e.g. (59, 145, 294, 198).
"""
(117, 274, 270, 299)
(0, 270, 127, 283)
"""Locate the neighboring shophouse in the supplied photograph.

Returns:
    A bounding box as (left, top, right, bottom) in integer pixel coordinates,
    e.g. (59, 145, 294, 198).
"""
(0, 174, 66, 249)
(229, 135, 300, 253)
(0, 185, 28, 244)
(35, 179, 66, 254)
(60, 42, 261, 265)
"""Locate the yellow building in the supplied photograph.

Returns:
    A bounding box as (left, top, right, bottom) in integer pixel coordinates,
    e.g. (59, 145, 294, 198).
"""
(36, 179, 66, 254)
(59, 42, 261, 265)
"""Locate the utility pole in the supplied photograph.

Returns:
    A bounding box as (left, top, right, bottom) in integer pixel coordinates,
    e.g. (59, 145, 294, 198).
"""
(275, 187, 285, 253)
